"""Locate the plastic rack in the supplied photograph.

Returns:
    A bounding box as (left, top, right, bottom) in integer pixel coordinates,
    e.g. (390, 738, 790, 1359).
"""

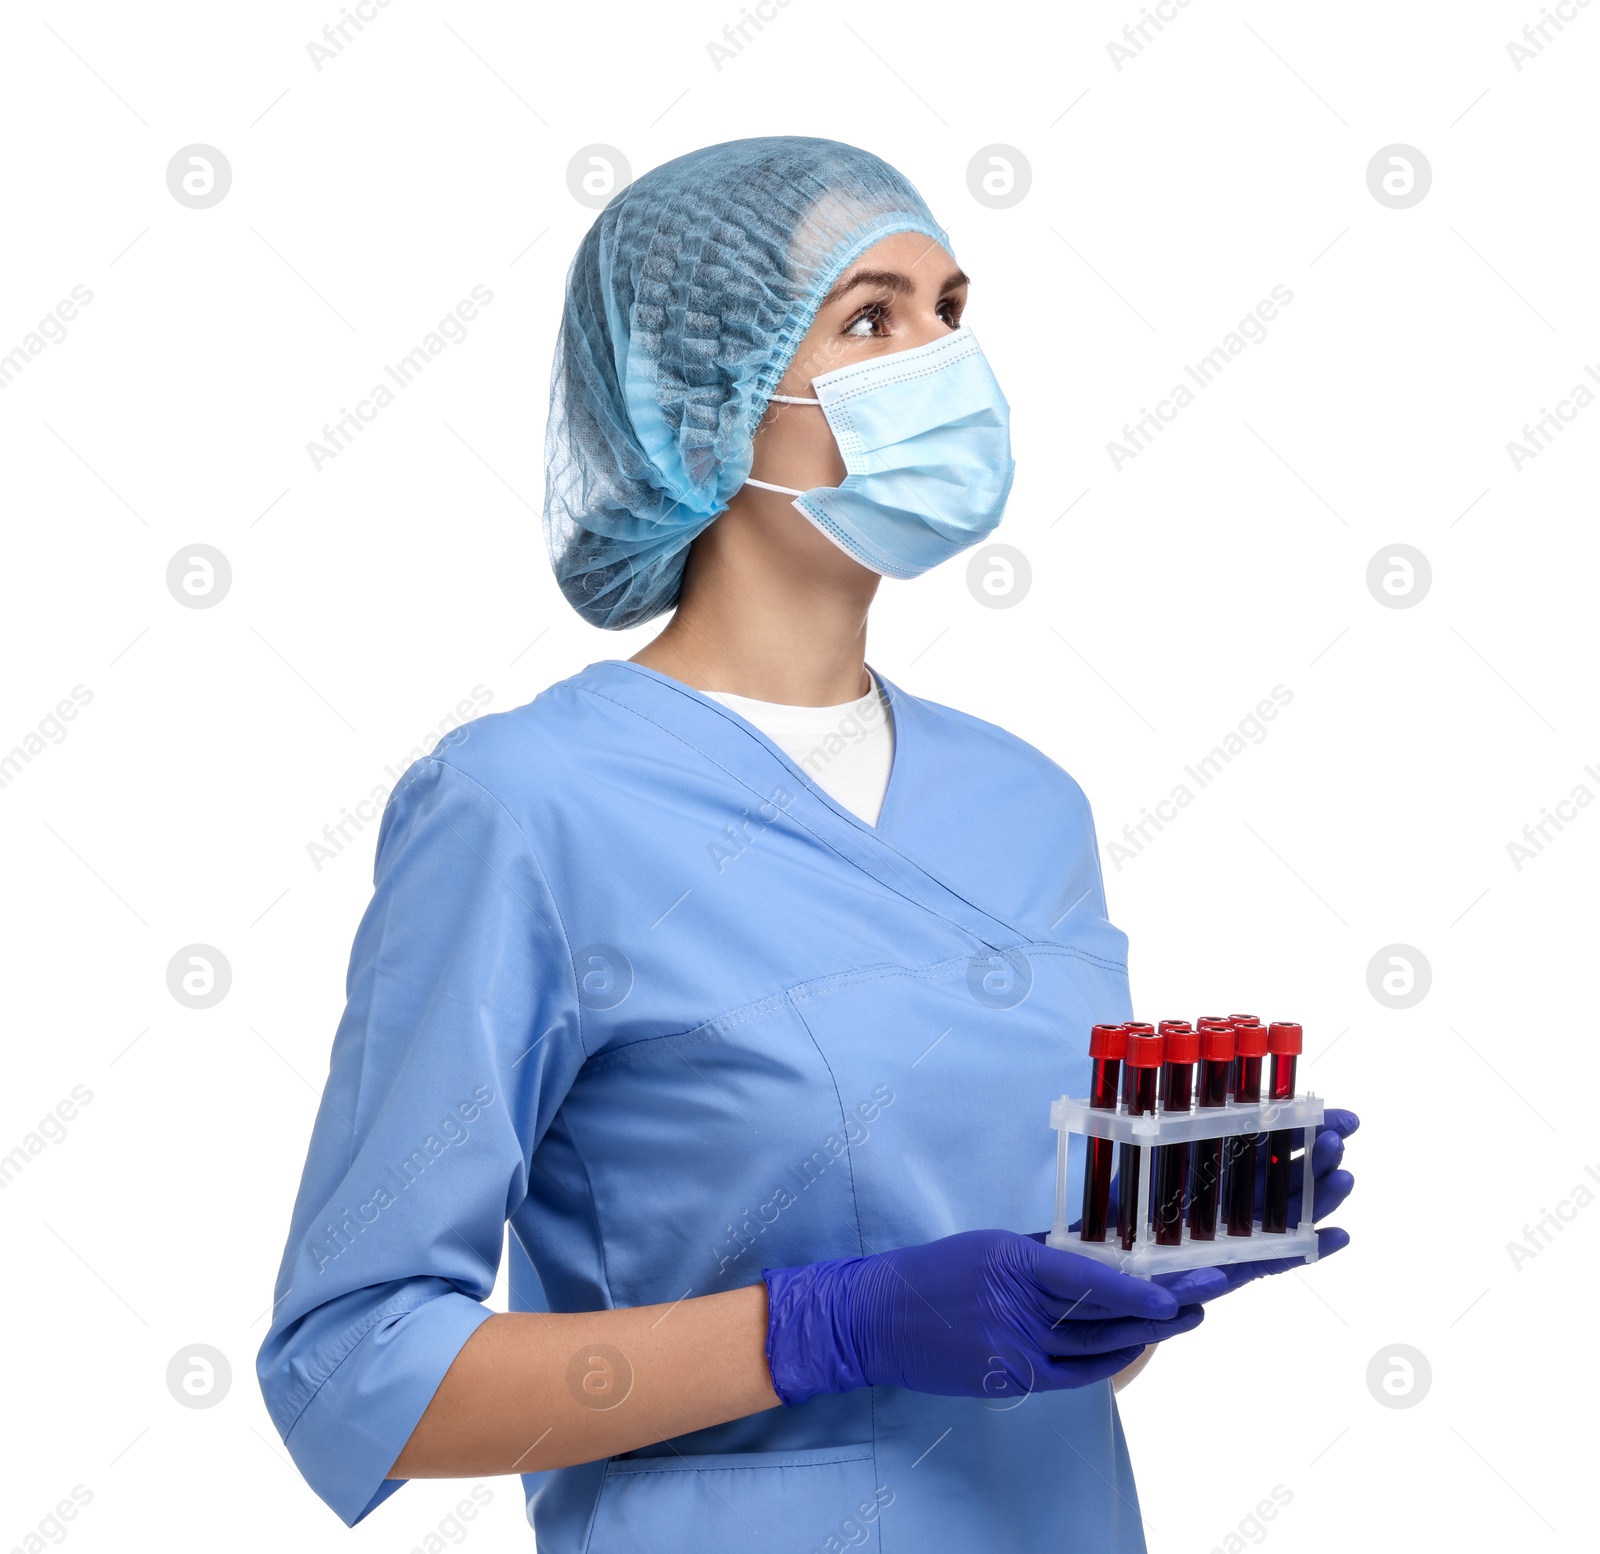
(1045, 1091, 1324, 1276)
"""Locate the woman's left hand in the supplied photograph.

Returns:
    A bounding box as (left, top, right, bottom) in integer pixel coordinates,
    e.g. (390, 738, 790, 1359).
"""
(1155, 1107, 1359, 1304)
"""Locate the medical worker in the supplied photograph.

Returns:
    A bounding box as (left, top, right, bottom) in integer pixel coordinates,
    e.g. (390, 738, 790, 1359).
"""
(259, 137, 1356, 1551)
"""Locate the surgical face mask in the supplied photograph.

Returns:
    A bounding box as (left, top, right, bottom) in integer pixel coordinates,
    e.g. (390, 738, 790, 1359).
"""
(744, 326, 1015, 578)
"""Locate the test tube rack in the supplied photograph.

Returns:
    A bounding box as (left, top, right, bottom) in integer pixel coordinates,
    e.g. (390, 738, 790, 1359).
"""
(1045, 1091, 1324, 1277)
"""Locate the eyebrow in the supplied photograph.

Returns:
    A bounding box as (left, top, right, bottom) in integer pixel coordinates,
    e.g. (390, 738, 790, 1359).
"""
(821, 266, 970, 307)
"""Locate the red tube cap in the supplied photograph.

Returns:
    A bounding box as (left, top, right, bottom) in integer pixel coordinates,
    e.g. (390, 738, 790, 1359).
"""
(1227, 1013, 1259, 1027)
(1233, 1021, 1268, 1057)
(1268, 1021, 1303, 1056)
(1125, 1032, 1165, 1068)
(1201, 1026, 1236, 1062)
(1198, 1015, 1229, 1028)
(1124, 1022, 1156, 1035)
(1088, 1023, 1128, 1059)
(1162, 1029, 1199, 1065)
(1157, 1019, 1193, 1035)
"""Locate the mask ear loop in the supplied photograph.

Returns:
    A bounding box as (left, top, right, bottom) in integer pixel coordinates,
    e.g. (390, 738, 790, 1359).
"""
(744, 393, 825, 496)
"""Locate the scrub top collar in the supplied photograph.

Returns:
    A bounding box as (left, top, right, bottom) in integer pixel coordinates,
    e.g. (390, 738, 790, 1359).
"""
(579, 659, 1029, 952)
(597, 658, 911, 837)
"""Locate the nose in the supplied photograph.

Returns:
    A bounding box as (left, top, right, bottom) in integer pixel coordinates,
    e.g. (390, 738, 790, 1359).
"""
(899, 301, 958, 353)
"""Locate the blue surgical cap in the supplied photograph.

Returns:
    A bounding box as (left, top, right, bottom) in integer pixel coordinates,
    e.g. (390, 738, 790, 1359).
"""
(543, 136, 951, 630)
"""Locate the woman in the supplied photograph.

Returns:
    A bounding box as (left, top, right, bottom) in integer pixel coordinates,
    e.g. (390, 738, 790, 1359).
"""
(258, 136, 1355, 1551)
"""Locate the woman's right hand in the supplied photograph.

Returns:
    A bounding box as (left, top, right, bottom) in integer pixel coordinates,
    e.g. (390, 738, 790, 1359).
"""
(762, 1228, 1204, 1406)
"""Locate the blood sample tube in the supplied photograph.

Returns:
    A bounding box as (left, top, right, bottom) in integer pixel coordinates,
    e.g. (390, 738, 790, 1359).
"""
(1116, 1030, 1163, 1251)
(1078, 1023, 1126, 1242)
(1186, 1025, 1234, 1241)
(1196, 1019, 1232, 1092)
(1158, 1019, 1193, 1035)
(1118, 1024, 1157, 1116)
(1225, 1022, 1268, 1236)
(1262, 1021, 1302, 1234)
(1154, 1027, 1197, 1244)
(1223, 1017, 1257, 1099)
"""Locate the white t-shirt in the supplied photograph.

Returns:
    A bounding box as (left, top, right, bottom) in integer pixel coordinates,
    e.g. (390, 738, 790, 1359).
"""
(705, 674, 895, 826)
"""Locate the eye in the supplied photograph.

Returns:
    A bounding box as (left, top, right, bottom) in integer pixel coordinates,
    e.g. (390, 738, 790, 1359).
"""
(842, 301, 890, 338)
(938, 295, 965, 328)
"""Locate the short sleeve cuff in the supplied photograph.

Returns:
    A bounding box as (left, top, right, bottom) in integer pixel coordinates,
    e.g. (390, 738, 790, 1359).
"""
(282, 1292, 495, 1526)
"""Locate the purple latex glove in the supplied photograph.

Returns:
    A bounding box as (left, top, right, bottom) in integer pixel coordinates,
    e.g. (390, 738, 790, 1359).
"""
(1156, 1107, 1358, 1303)
(762, 1227, 1206, 1407)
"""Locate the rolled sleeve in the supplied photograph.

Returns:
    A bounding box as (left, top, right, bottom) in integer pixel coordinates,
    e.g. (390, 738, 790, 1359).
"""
(257, 754, 581, 1525)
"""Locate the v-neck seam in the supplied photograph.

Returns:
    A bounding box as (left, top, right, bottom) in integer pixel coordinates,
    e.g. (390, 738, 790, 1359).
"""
(702, 668, 897, 832)
(602, 659, 906, 840)
(578, 663, 1033, 945)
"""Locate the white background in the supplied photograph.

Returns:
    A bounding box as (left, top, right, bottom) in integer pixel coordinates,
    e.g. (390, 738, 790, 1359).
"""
(2, 2, 1596, 1550)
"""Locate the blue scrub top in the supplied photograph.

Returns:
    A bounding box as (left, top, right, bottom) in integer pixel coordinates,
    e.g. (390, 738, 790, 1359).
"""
(258, 659, 1145, 1551)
